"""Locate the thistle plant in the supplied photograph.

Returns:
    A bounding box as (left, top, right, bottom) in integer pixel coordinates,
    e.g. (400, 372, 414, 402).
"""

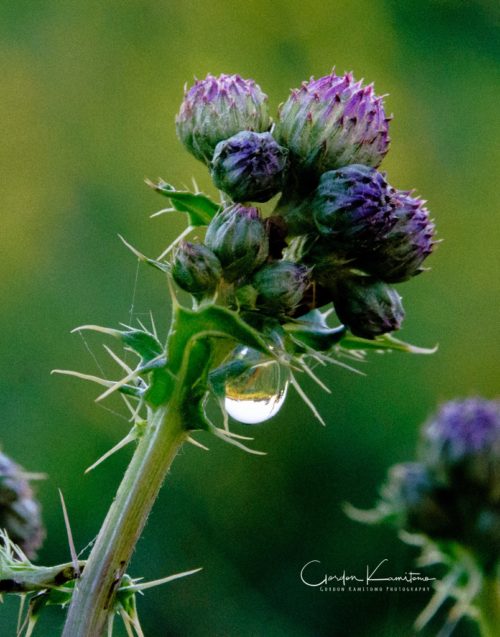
(0, 69, 438, 636)
(348, 398, 500, 637)
(0, 451, 45, 560)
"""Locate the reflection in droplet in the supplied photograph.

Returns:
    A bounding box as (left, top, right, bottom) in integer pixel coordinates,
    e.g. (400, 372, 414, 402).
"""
(224, 347, 289, 424)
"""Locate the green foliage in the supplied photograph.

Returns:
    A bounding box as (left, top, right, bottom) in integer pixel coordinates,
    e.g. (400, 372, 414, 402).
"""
(146, 179, 220, 226)
(0, 531, 200, 637)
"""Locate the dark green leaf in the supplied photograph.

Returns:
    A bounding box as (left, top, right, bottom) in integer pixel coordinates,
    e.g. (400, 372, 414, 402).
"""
(284, 322, 346, 352)
(121, 330, 163, 363)
(166, 305, 276, 377)
(147, 179, 220, 226)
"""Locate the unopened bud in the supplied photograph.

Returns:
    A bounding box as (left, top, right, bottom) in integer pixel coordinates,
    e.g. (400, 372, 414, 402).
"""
(205, 204, 269, 281)
(252, 261, 309, 316)
(332, 276, 405, 338)
(176, 74, 270, 164)
(420, 398, 500, 502)
(0, 451, 45, 558)
(211, 131, 288, 203)
(172, 242, 222, 299)
(275, 71, 390, 176)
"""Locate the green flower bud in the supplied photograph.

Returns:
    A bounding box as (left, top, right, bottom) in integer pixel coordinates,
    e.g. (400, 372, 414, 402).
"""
(332, 276, 405, 338)
(172, 242, 222, 300)
(252, 261, 310, 316)
(176, 74, 270, 164)
(205, 204, 269, 282)
(235, 284, 258, 310)
(0, 451, 45, 558)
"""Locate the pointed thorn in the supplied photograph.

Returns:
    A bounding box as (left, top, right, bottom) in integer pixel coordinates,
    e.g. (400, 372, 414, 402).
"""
(58, 489, 81, 577)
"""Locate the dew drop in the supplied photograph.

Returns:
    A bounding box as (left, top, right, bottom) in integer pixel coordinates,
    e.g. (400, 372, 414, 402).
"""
(224, 347, 289, 424)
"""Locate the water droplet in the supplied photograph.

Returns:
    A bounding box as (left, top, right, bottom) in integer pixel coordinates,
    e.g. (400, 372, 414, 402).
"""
(224, 347, 289, 424)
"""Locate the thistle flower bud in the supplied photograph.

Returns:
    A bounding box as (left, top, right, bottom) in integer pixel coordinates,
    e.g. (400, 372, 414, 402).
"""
(205, 204, 269, 281)
(312, 165, 396, 252)
(176, 74, 270, 164)
(252, 261, 309, 316)
(332, 276, 405, 338)
(275, 71, 390, 176)
(211, 131, 288, 203)
(420, 398, 500, 502)
(358, 191, 436, 282)
(382, 463, 454, 539)
(172, 242, 222, 299)
(0, 451, 44, 558)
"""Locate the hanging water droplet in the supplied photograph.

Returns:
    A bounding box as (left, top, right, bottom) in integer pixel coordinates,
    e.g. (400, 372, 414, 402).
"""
(224, 347, 289, 424)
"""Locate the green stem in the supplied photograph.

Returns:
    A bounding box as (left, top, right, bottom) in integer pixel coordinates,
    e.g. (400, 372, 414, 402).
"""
(477, 576, 500, 637)
(62, 403, 187, 637)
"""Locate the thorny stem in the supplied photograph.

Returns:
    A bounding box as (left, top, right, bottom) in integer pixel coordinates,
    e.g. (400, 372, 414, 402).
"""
(62, 403, 187, 637)
(477, 576, 500, 637)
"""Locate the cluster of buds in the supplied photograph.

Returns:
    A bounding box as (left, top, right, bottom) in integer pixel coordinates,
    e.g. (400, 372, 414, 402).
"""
(369, 398, 500, 572)
(0, 450, 44, 558)
(174, 71, 436, 337)
(173, 203, 309, 318)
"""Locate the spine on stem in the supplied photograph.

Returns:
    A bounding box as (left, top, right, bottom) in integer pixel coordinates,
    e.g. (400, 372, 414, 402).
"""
(62, 404, 187, 637)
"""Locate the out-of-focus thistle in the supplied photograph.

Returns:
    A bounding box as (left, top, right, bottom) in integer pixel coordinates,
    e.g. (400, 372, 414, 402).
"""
(331, 276, 405, 338)
(211, 131, 289, 203)
(205, 203, 269, 281)
(420, 398, 500, 504)
(176, 74, 270, 164)
(172, 242, 222, 300)
(0, 450, 44, 559)
(348, 398, 500, 636)
(274, 70, 390, 178)
(378, 462, 455, 539)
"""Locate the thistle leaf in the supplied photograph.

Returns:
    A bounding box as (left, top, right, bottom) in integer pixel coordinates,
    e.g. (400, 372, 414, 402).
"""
(339, 332, 438, 354)
(146, 179, 220, 226)
(284, 322, 346, 352)
(74, 325, 163, 365)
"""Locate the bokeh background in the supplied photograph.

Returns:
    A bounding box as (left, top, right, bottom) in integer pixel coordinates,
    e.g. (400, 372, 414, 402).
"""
(1, 1, 499, 635)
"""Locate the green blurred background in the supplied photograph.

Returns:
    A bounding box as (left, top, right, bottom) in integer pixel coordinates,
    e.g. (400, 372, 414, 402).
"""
(1, 1, 499, 635)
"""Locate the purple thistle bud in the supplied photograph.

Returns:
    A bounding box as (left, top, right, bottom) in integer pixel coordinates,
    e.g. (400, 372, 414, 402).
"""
(332, 275, 405, 338)
(176, 74, 270, 164)
(211, 131, 289, 203)
(358, 190, 436, 282)
(205, 204, 269, 281)
(172, 242, 222, 300)
(252, 261, 310, 316)
(275, 70, 390, 176)
(312, 165, 397, 253)
(381, 463, 455, 539)
(0, 451, 45, 558)
(420, 398, 500, 500)
(359, 399, 500, 571)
